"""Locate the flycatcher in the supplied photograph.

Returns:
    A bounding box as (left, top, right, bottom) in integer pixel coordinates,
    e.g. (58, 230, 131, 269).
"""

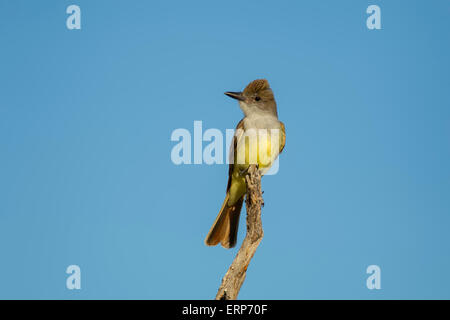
(205, 79, 286, 249)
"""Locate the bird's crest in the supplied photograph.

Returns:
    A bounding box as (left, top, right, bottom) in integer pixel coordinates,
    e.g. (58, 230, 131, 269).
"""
(243, 79, 270, 95)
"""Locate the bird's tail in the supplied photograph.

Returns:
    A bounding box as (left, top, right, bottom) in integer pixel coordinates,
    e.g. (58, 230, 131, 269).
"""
(204, 193, 244, 249)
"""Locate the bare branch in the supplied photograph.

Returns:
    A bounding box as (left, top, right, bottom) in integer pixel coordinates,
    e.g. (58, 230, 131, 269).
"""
(215, 165, 264, 300)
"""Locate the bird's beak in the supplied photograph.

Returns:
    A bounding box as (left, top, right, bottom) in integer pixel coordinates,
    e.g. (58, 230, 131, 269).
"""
(224, 91, 245, 101)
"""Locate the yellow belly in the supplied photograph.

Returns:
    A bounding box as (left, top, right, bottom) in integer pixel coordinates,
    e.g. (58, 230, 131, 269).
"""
(228, 128, 283, 205)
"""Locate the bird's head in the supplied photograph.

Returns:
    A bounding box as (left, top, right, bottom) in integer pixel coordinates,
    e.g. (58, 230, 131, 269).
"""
(225, 79, 277, 117)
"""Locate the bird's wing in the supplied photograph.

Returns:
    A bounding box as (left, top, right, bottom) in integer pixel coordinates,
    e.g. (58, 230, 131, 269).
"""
(279, 120, 286, 154)
(226, 119, 245, 192)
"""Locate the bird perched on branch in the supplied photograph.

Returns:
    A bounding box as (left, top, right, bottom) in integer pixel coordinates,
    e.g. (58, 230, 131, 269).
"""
(205, 79, 286, 249)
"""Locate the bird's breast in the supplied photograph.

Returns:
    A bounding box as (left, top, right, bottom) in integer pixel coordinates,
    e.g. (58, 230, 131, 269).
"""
(243, 113, 280, 130)
(234, 114, 283, 171)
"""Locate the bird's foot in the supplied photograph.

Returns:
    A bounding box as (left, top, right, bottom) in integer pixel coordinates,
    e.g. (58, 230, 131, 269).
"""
(261, 191, 265, 207)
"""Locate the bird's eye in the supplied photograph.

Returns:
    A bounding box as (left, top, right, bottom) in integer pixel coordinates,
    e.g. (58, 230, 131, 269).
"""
(255, 96, 261, 101)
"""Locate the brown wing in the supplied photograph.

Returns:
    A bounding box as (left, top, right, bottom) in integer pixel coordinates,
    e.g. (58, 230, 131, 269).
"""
(226, 119, 245, 192)
(279, 121, 286, 154)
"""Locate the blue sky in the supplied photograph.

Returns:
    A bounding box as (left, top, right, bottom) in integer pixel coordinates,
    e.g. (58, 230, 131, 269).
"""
(0, 0, 449, 299)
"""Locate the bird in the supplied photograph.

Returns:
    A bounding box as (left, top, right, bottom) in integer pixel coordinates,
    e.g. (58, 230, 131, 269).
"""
(205, 79, 286, 249)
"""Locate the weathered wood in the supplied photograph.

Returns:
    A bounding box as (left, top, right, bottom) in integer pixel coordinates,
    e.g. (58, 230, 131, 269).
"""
(215, 165, 264, 300)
